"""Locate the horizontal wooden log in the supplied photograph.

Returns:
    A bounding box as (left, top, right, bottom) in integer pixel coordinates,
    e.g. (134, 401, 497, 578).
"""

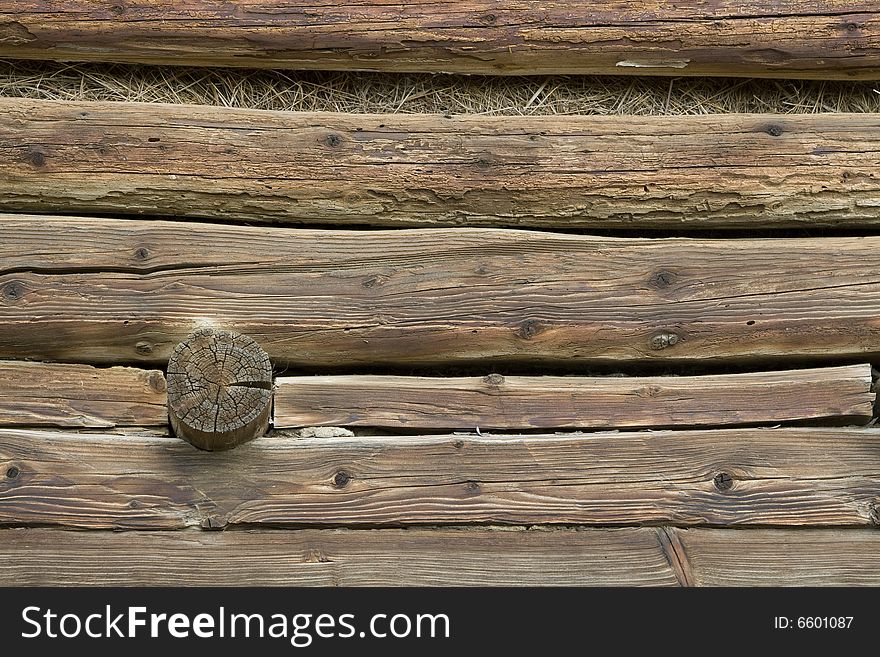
(0, 2, 878, 79)
(3, 360, 870, 431)
(2, 427, 879, 529)
(0, 360, 167, 428)
(679, 528, 880, 586)
(274, 365, 876, 430)
(5, 215, 880, 367)
(3, 99, 880, 229)
(2, 526, 877, 586)
(0, 527, 680, 586)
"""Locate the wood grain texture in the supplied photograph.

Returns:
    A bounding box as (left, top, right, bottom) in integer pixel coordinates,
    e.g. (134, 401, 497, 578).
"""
(0, 527, 679, 586)
(5, 215, 880, 367)
(274, 365, 876, 430)
(0, 2, 878, 79)
(2, 526, 877, 586)
(677, 528, 880, 586)
(4, 361, 869, 432)
(3, 99, 880, 229)
(2, 427, 879, 529)
(0, 360, 166, 428)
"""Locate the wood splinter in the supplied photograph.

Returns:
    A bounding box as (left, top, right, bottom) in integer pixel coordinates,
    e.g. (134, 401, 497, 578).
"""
(166, 328, 273, 451)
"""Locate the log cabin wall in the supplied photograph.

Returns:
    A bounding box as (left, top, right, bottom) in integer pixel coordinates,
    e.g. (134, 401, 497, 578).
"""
(1, 1, 880, 587)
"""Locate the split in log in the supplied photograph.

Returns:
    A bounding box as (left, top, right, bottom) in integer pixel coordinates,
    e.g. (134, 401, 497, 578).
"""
(0, 360, 167, 427)
(2, 427, 879, 529)
(5, 215, 880, 367)
(274, 365, 876, 430)
(0, 2, 878, 79)
(1, 526, 878, 587)
(166, 328, 272, 451)
(3, 99, 880, 229)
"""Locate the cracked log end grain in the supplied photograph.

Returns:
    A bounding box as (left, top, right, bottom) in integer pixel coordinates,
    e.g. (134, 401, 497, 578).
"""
(167, 328, 272, 451)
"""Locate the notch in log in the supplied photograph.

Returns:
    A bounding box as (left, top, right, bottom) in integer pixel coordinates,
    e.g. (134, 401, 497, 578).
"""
(166, 328, 272, 451)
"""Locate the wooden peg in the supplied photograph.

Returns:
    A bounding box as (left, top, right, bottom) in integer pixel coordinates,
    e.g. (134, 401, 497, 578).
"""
(167, 328, 272, 451)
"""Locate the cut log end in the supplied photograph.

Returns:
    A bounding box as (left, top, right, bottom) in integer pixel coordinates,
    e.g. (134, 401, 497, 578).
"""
(166, 328, 272, 451)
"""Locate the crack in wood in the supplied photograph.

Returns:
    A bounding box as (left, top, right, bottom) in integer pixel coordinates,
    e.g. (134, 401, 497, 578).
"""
(657, 527, 695, 587)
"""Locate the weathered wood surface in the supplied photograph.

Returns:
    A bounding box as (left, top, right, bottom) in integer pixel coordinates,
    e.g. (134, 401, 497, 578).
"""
(5, 215, 880, 367)
(274, 365, 876, 430)
(2, 359, 870, 431)
(0, 360, 166, 428)
(1, 526, 877, 586)
(0, 527, 680, 586)
(2, 428, 879, 529)
(3, 99, 880, 229)
(167, 328, 273, 451)
(0, 2, 878, 79)
(680, 528, 880, 586)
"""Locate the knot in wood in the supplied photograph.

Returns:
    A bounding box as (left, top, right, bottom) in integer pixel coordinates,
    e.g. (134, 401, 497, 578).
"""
(135, 341, 154, 356)
(27, 148, 46, 167)
(649, 270, 675, 288)
(1, 280, 24, 302)
(516, 319, 544, 340)
(650, 331, 680, 351)
(713, 472, 734, 491)
(167, 328, 272, 451)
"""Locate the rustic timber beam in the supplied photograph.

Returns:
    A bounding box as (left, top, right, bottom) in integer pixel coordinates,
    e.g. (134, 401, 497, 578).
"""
(3, 527, 880, 587)
(2, 99, 880, 229)
(4, 215, 880, 367)
(273, 365, 876, 430)
(0, 2, 878, 79)
(0, 527, 681, 587)
(2, 427, 879, 528)
(0, 360, 167, 428)
(0, 359, 871, 431)
(677, 528, 880, 586)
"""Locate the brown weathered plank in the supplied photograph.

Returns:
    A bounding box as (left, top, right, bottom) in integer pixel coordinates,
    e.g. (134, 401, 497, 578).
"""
(677, 528, 880, 586)
(3, 360, 869, 432)
(4, 215, 880, 367)
(0, 527, 679, 586)
(274, 365, 876, 430)
(0, 2, 877, 79)
(2, 99, 880, 229)
(0, 360, 167, 428)
(2, 526, 877, 586)
(2, 427, 879, 529)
